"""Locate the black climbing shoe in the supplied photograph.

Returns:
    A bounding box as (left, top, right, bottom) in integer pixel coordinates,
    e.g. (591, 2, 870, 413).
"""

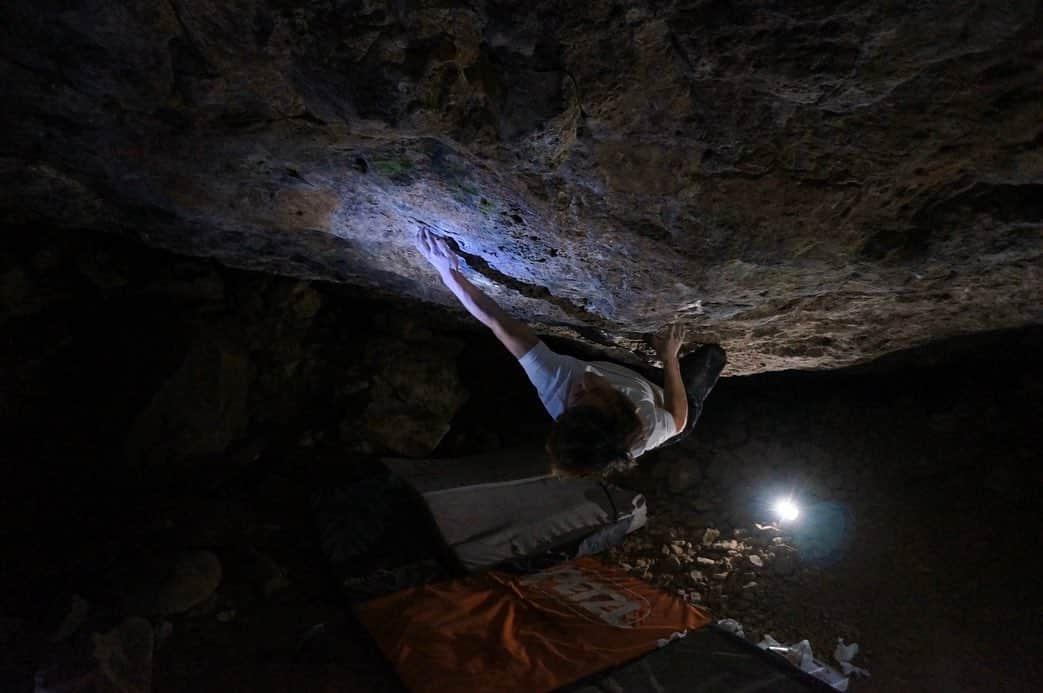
(660, 344, 726, 447)
(681, 343, 727, 407)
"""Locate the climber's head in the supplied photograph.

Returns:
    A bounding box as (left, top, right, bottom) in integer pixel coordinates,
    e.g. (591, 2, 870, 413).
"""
(547, 373, 643, 477)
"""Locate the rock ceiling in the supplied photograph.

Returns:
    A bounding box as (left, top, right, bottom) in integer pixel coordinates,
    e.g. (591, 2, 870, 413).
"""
(2, 1, 1041, 374)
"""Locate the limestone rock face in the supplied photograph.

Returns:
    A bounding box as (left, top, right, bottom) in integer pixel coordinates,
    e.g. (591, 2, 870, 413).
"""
(2, 1, 1040, 374)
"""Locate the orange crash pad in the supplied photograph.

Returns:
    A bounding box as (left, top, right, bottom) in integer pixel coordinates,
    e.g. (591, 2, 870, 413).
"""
(354, 556, 711, 693)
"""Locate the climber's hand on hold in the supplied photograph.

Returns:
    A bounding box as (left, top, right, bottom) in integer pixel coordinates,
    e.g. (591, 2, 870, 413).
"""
(415, 227, 459, 278)
(654, 323, 689, 433)
(412, 226, 538, 359)
(654, 323, 686, 364)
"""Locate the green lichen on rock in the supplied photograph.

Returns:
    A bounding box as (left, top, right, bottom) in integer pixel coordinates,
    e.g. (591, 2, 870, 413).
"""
(370, 156, 415, 179)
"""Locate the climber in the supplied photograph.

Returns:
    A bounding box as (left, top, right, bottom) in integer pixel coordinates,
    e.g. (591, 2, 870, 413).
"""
(414, 228, 726, 476)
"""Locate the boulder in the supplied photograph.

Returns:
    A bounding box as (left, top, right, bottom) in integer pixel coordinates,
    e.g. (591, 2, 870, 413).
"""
(2, 1, 1039, 373)
(349, 336, 468, 457)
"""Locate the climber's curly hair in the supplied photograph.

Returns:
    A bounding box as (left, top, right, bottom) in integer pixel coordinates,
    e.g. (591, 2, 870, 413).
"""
(547, 392, 644, 477)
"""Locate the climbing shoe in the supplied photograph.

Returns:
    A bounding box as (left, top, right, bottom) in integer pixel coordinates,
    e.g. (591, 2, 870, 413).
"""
(660, 343, 726, 446)
(681, 343, 727, 407)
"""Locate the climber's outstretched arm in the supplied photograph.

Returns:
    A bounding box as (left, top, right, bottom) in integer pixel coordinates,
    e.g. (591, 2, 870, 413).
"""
(415, 228, 539, 358)
(654, 323, 689, 434)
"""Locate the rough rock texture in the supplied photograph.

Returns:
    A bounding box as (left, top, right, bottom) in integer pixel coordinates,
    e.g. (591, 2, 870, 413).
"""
(2, 1, 1041, 374)
(353, 334, 469, 457)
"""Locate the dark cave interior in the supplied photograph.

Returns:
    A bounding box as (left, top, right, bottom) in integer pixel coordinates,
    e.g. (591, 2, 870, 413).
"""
(1, 0, 1042, 690)
(2, 228, 1041, 692)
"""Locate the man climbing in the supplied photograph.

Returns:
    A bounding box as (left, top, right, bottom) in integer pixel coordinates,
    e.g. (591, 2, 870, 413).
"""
(415, 228, 726, 476)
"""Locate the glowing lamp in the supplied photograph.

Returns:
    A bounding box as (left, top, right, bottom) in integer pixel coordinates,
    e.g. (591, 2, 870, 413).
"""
(773, 497, 800, 523)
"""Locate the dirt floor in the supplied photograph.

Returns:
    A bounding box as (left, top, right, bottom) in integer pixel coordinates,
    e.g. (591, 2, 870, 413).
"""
(791, 477, 1040, 692)
(608, 457, 1042, 693)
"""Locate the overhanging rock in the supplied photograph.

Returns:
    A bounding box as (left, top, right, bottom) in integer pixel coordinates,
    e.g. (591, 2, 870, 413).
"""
(2, 1, 1041, 374)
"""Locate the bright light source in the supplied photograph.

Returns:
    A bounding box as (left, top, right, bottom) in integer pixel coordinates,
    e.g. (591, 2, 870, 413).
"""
(773, 497, 800, 523)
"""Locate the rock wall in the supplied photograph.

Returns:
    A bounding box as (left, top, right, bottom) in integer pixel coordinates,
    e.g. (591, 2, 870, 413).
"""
(2, 1, 1040, 374)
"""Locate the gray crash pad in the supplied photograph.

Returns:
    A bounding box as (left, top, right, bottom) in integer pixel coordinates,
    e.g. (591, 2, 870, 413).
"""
(383, 447, 647, 572)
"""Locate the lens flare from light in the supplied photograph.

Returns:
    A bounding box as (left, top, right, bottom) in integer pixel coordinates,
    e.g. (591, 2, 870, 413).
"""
(773, 497, 800, 523)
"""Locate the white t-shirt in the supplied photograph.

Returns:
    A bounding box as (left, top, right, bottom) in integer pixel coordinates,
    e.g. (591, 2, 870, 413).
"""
(517, 341, 678, 458)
